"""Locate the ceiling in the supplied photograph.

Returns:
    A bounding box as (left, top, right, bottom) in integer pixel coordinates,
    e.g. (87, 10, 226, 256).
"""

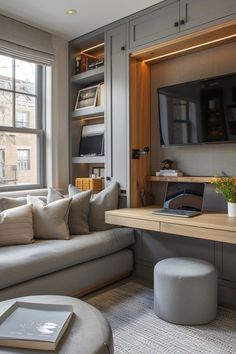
(0, 0, 163, 40)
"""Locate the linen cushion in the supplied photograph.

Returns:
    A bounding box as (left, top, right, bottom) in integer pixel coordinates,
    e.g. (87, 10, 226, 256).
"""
(0, 204, 34, 247)
(68, 184, 81, 197)
(0, 196, 47, 212)
(47, 188, 64, 204)
(0, 227, 135, 290)
(0, 197, 26, 212)
(47, 187, 91, 235)
(89, 182, 119, 231)
(27, 196, 71, 240)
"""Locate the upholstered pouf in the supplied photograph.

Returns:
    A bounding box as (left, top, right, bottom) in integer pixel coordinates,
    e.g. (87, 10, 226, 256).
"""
(0, 295, 113, 354)
(154, 257, 217, 325)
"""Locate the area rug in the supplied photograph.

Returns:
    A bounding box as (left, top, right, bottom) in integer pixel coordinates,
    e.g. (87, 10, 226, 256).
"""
(86, 282, 236, 354)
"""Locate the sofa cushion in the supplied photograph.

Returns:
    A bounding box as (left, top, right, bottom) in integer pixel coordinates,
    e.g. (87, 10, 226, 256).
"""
(48, 183, 119, 232)
(0, 227, 134, 290)
(27, 196, 71, 240)
(47, 187, 92, 235)
(68, 190, 92, 235)
(89, 182, 119, 231)
(0, 204, 34, 246)
(0, 196, 47, 212)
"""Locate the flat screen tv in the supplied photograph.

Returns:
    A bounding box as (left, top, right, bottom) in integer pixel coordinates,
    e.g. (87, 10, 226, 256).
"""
(158, 73, 236, 146)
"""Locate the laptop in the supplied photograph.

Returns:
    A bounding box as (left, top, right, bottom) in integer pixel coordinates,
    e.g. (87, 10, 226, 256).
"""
(152, 182, 205, 218)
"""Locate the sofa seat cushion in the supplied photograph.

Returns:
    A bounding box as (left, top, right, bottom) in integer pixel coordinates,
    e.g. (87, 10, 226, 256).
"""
(0, 227, 134, 290)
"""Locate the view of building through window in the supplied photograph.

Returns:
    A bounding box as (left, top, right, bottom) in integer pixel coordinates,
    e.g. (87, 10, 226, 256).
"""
(0, 54, 43, 187)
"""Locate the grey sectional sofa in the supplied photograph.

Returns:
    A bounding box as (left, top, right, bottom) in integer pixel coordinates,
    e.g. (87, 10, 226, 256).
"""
(0, 227, 134, 301)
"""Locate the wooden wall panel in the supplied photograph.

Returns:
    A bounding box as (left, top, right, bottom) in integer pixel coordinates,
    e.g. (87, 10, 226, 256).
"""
(130, 59, 151, 207)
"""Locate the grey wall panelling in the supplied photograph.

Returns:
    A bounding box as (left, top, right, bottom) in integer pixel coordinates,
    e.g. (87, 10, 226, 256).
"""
(105, 24, 128, 195)
(133, 230, 236, 309)
(129, 0, 236, 51)
(129, 0, 179, 49)
(179, 0, 236, 33)
(69, 0, 236, 307)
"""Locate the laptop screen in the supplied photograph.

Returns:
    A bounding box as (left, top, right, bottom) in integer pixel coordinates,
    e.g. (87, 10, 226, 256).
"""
(163, 182, 205, 212)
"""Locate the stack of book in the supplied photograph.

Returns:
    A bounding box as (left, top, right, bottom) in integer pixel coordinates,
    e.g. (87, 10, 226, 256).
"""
(156, 170, 183, 177)
(75, 53, 104, 74)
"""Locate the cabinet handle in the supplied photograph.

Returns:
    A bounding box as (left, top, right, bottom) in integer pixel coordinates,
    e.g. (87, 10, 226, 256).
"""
(174, 21, 179, 27)
(185, 3, 188, 23)
(121, 45, 126, 51)
(106, 176, 111, 181)
(180, 19, 185, 25)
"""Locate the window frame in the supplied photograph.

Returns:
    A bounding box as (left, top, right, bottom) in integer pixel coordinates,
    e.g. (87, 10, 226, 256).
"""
(0, 56, 45, 191)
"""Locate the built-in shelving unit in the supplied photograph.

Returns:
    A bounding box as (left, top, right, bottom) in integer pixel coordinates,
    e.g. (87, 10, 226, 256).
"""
(147, 176, 213, 183)
(71, 66, 104, 86)
(72, 106, 104, 120)
(72, 156, 105, 164)
(69, 32, 105, 183)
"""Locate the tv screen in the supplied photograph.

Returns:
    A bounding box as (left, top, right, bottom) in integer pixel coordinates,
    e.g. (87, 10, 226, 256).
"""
(158, 73, 236, 146)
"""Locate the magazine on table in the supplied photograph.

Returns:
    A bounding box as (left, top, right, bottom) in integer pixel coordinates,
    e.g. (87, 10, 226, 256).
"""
(0, 302, 74, 351)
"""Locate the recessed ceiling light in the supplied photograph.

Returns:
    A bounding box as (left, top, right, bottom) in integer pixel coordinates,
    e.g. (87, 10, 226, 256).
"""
(67, 9, 77, 15)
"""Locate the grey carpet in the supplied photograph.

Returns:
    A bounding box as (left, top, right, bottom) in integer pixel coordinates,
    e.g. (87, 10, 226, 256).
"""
(86, 281, 236, 354)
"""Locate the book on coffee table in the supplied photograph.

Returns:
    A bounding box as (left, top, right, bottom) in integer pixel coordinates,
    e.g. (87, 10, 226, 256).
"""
(0, 302, 73, 351)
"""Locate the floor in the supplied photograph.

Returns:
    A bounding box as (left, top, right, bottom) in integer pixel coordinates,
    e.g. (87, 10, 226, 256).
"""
(85, 279, 236, 354)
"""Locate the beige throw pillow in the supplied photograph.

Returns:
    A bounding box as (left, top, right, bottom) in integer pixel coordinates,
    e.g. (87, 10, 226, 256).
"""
(27, 196, 71, 240)
(47, 187, 91, 235)
(0, 196, 47, 212)
(0, 204, 34, 247)
(0, 197, 27, 212)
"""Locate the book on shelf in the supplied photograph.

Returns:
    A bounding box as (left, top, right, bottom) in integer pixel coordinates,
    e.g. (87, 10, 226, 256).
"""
(97, 83, 105, 107)
(0, 301, 73, 351)
(75, 53, 104, 74)
(156, 170, 183, 177)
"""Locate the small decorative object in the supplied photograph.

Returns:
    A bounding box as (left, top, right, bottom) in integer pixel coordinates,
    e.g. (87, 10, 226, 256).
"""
(74, 84, 99, 110)
(92, 167, 105, 178)
(161, 159, 173, 170)
(75, 177, 103, 193)
(211, 175, 236, 216)
(157, 170, 183, 177)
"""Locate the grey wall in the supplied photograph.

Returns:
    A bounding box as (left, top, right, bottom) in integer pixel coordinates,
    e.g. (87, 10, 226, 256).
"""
(51, 35, 69, 193)
(150, 41, 236, 176)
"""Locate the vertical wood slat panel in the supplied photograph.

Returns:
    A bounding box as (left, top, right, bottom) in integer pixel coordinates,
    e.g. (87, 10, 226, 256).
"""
(130, 59, 151, 207)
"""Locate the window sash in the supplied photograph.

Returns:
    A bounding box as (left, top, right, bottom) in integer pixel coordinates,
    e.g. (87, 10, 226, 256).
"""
(0, 54, 45, 190)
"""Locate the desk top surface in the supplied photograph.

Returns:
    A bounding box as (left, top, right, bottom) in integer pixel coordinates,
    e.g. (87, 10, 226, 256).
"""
(106, 206, 236, 232)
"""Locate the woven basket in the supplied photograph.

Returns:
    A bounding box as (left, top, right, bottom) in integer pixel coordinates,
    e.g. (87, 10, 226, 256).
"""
(75, 178, 103, 193)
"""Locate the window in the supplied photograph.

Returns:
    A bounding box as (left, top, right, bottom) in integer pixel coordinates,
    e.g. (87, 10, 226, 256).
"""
(0, 54, 44, 188)
(17, 149, 30, 170)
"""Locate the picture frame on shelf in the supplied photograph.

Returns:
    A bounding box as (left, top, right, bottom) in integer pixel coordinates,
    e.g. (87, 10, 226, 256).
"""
(92, 167, 105, 178)
(74, 84, 99, 110)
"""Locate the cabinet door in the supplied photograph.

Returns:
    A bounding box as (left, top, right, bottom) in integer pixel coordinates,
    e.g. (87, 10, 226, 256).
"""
(180, 0, 236, 32)
(129, 1, 180, 49)
(105, 24, 128, 192)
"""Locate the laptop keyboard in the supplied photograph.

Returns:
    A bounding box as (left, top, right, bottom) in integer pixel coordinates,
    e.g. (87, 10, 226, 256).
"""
(152, 209, 200, 217)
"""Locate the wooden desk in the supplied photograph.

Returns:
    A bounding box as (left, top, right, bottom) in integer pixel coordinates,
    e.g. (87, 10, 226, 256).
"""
(106, 207, 236, 244)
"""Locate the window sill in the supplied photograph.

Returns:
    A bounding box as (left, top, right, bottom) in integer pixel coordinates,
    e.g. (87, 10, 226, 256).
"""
(0, 188, 48, 198)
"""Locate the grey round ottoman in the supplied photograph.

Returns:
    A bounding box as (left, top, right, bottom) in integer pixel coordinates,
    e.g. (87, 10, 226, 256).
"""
(0, 295, 113, 354)
(154, 257, 217, 325)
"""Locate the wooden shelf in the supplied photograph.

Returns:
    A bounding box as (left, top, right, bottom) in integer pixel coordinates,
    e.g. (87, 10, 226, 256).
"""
(147, 176, 213, 183)
(72, 106, 104, 119)
(71, 66, 104, 86)
(72, 156, 105, 164)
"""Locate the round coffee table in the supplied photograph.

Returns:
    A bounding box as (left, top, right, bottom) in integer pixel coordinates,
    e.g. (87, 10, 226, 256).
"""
(0, 295, 113, 354)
